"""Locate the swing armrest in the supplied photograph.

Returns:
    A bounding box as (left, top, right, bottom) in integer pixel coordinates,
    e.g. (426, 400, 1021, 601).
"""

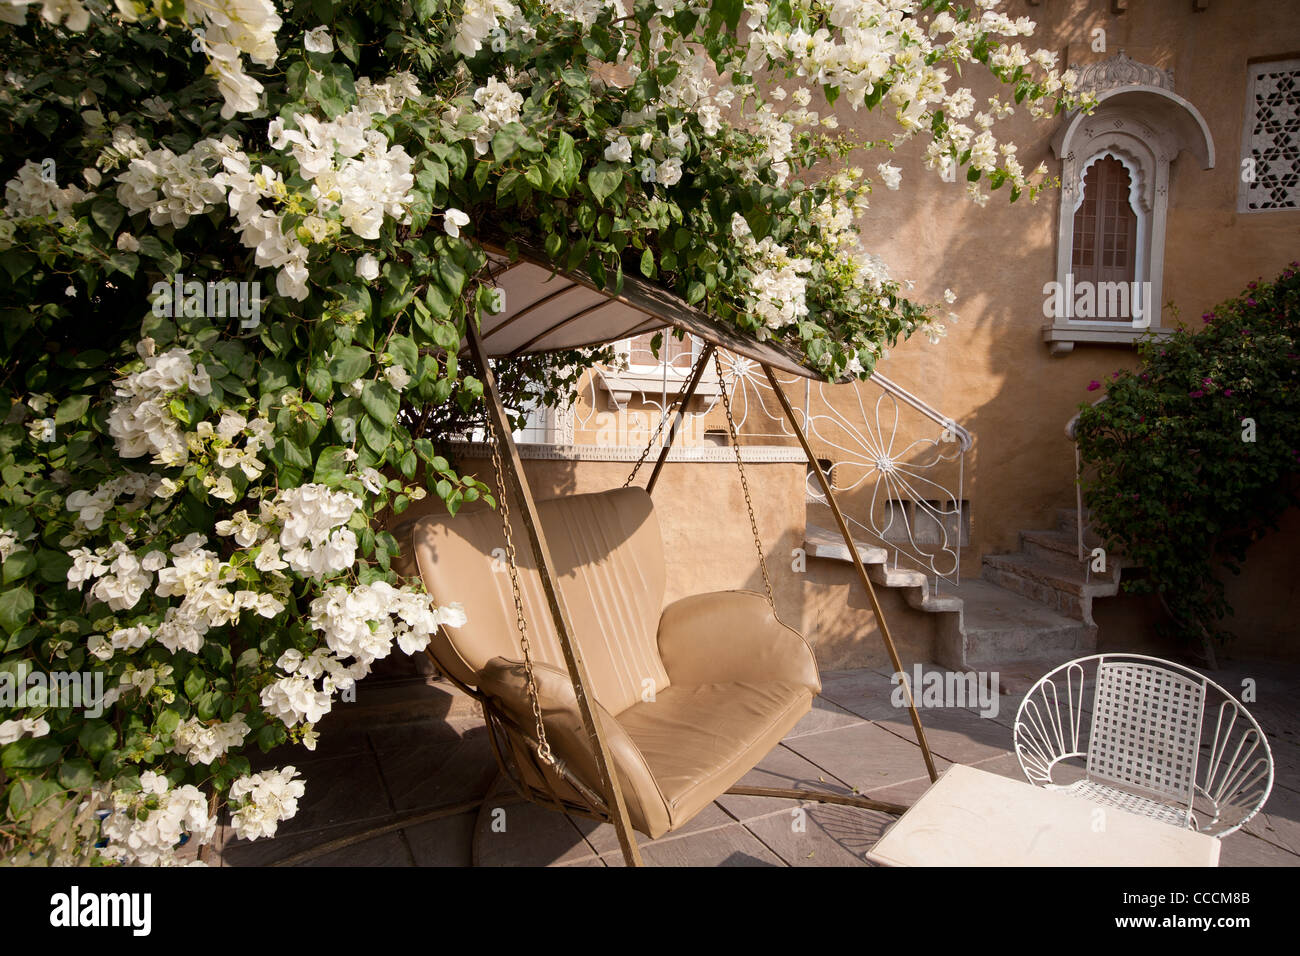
(478, 657, 671, 836)
(656, 590, 820, 694)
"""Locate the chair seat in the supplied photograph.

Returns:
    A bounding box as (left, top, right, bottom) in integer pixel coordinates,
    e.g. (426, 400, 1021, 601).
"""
(1051, 778, 1191, 829)
(617, 680, 814, 832)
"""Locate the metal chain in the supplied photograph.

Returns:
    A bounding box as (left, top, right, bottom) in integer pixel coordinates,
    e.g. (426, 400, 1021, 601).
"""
(483, 412, 555, 766)
(714, 351, 776, 610)
(623, 344, 710, 488)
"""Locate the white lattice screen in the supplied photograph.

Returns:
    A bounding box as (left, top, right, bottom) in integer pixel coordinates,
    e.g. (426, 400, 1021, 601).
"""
(1240, 59, 1300, 212)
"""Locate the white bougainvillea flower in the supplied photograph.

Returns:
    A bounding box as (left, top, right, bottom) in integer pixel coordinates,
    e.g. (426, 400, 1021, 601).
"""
(355, 252, 380, 281)
(303, 26, 333, 53)
(443, 207, 470, 238)
(603, 136, 632, 163)
(384, 365, 411, 391)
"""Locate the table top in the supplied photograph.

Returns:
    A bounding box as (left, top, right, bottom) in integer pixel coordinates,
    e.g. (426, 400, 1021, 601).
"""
(867, 764, 1221, 867)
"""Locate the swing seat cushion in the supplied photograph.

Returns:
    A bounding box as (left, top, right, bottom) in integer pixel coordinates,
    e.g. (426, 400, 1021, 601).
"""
(413, 487, 820, 839)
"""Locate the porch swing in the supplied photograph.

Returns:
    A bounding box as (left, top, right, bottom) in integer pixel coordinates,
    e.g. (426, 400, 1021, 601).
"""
(410, 239, 939, 867)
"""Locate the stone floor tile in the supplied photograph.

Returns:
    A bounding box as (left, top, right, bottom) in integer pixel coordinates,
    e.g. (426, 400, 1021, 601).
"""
(742, 803, 895, 866)
(786, 697, 865, 738)
(274, 750, 394, 837)
(872, 705, 1015, 765)
(783, 720, 951, 794)
(300, 831, 413, 867)
(714, 743, 854, 822)
(817, 669, 904, 721)
(635, 823, 785, 867)
(404, 811, 477, 866)
(575, 800, 734, 854)
(1219, 830, 1300, 867)
(1243, 779, 1300, 855)
(472, 798, 596, 866)
(373, 726, 499, 812)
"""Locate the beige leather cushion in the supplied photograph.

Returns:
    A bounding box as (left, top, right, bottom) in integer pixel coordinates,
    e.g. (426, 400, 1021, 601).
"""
(656, 590, 821, 694)
(412, 487, 670, 715)
(480, 660, 813, 839)
(618, 681, 813, 832)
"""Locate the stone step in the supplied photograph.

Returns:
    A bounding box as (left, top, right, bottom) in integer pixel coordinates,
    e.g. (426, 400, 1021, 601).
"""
(1020, 528, 1089, 565)
(981, 551, 1120, 624)
(984, 550, 1120, 596)
(804, 525, 962, 613)
(946, 579, 1097, 668)
(1054, 507, 1106, 545)
(804, 524, 888, 566)
(1023, 528, 1130, 574)
(904, 584, 963, 614)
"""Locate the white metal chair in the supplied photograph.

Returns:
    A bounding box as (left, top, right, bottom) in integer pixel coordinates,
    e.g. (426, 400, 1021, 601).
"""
(1013, 654, 1273, 837)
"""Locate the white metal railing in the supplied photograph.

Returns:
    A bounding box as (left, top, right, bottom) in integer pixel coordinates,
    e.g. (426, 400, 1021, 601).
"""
(1066, 395, 1108, 564)
(567, 337, 971, 589)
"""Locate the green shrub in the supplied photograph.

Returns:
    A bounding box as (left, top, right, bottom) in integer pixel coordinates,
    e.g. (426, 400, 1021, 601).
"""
(1075, 262, 1300, 653)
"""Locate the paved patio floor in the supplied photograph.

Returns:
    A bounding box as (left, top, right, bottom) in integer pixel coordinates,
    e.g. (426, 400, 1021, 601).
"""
(212, 659, 1300, 867)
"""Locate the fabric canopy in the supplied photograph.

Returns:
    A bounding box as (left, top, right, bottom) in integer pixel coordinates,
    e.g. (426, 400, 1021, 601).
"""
(468, 238, 844, 382)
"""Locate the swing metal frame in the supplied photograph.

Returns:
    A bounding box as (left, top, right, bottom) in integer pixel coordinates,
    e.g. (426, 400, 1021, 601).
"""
(434, 246, 940, 867)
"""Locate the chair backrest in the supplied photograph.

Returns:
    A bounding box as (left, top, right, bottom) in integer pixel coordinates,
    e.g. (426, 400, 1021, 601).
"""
(1086, 660, 1206, 807)
(411, 486, 671, 715)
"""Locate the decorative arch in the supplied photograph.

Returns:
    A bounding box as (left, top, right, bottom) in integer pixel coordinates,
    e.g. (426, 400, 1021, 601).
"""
(1043, 64, 1215, 354)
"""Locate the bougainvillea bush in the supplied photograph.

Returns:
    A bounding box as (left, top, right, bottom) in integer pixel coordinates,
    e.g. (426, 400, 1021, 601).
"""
(1075, 263, 1300, 657)
(0, 0, 1083, 864)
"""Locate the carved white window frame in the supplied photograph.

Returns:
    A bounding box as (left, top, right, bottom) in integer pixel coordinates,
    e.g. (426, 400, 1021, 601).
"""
(1058, 135, 1159, 336)
(1045, 81, 1215, 355)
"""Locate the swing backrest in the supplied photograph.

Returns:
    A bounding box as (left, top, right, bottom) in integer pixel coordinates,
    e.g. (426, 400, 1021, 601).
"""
(411, 486, 671, 716)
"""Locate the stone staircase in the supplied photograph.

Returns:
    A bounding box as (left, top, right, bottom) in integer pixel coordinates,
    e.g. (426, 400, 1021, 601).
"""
(981, 509, 1123, 629)
(805, 509, 1129, 671)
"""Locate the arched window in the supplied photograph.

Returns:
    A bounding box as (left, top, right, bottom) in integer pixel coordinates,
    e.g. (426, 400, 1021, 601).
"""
(1071, 154, 1141, 322)
(1044, 55, 1214, 354)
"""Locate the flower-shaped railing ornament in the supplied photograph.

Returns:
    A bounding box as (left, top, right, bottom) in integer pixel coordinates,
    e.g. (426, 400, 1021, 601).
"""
(576, 336, 971, 585)
(1014, 655, 1274, 838)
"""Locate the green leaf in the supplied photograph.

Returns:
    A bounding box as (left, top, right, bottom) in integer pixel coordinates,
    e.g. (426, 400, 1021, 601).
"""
(361, 379, 400, 427)
(306, 366, 333, 401)
(359, 413, 388, 453)
(314, 445, 349, 484)
(329, 345, 371, 382)
(154, 709, 181, 735)
(54, 393, 90, 426)
(0, 586, 34, 633)
(2, 550, 36, 585)
(78, 721, 116, 761)
(588, 163, 623, 204)
(2, 736, 61, 770)
(387, 334, 419, 371)
(58, 758, 95, 790)
(91, 195, 124, 237)
(439, 258, 467, 298)
(257, 723, 286, 752)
